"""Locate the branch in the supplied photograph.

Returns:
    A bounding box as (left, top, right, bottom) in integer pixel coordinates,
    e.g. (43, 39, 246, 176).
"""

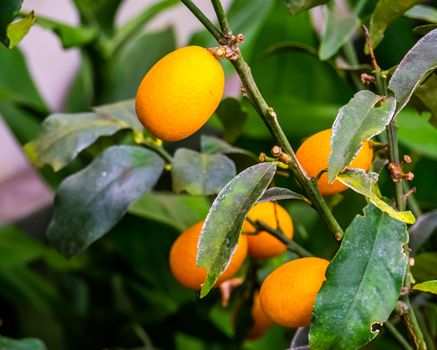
(211, 0, 231, 36)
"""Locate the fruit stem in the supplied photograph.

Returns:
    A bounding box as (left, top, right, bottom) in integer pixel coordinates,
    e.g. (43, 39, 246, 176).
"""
(246, 218, 313, 258)
(179, 0, 222, 42)
(140, 139, 173, 165)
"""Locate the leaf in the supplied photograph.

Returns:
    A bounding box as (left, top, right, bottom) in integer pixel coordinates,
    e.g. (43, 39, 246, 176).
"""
(258, 187, 310, 204)
(413, 280, 437, 294)
(310, 204, 408, 349)
(129, 192, 210, 231)
(368, 0, 423, 50)
(36, 16, 98, 49)
(319, 4, 360, 61)
(290, 327, 310, 350)
(388, 29, 437, 115)
(200, 135, 256, 159)
(93, 99, 144, 133)
(409, 209, 437, 255)
(214, 98, 248, 143)
(172, 149, 236, 196)
(24, 111, 134, 171)
(413, 73, 437, 128)
(405, 5, 437, 23)
(411, 252, 437, 282)
(197, 162, 277, 297)
(5, 11, 35, 49)
(337, 169, 415, 224)
(47, 146, 164, 257)
(328, 91, 396, 182)
(397, 108, 437, 160)
(0, 336, 47, 350)
(284, 0, 328, 16)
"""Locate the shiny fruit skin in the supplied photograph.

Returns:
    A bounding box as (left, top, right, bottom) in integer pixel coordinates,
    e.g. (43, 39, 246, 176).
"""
(243, 202, 294, 259)
(169, 220, 248, 290)
(259, 257, 329, 328)
(135, 46, 225, 142)
(295, 128, 373, 195)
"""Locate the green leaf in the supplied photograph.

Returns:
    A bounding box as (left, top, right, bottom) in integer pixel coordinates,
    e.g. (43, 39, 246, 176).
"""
(200, 135, 256, 159)
(328, 91, 396, 182)
(258, 187, 310, 204)
(337, 169, 415, 224)
(5, 11, 35, 49)
(284, 0, 328, 16)
(129, 192, 210, 231)
(413, 73, 437, 128)
(368, 0, 423, 50)
(72, 0, 122, 35)
(0, 103, 40, 144)
(409, 209, 437, 255)
(214, 98, 248, 143)
(24, 111, 133, 171)
(411, 252, 437, 282)
(47, 145, 164, 257)
(0, 336, 47, 350)
(310, 204, 408, 349)
(397, 108, 437, 160)
(319, 4, 359, 60)
(197, 162, 277, 297)
(405, 5, 437, 23)
(413, 280, 437, 294)
(388, 28, 437, 114)
(172, 149, 236, 196)
(36, 16, 98, 49)
(93, 99, 144, 133)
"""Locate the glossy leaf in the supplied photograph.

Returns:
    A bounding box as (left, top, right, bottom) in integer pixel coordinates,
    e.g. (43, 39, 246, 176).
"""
(319, 4, 359, 60)
(409, 209, 437, 255)
(0, 336, 47, 350)
(258, 187, 310, 204)
(284, 0, 328, 16)
(47, 146, 164, 257)
(310, 204, 408, 349)
(129, 192, 210, 231)
(337, 169, 415, 224)
(172, 149, 236, 196)
(24, 112, 132, 171)
(36, 17, 98, 49)
(215, 98, 248, 143)
(328, 91, 396, 182)
(413, 73, 437, 128)
(413, 280, 437, 294)
(368, 0, 422, 50)
(200, 135, 256, 159)
(197, 162, 277, 297)
(405, 5, 437, 23)
(388, 28, 437, 114)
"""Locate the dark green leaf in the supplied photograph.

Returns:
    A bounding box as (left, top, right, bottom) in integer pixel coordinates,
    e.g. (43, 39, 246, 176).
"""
(413, 24, 437, 36)
(197, 162, 277, 297)
(388, 28, 437, 114)
(93, 99, 143, 134)
(214, 98, 248, 143)
(5, 11, 35, 49)
(413, 73, 437, 128)
(284, 0, 328, 16)
(310, 204, 408, 349)
(200, 135, 256, 159)
(72, 0, 122, 35)
(258, 187, 310, 204)
(397, 108, 437, 160)
(337, 169, 415, 224)
(368, 0, 423, 50)
(24, 111, 134, 171)
(409, 209, 437, 255)
(47, 145, 164, 257)
(0, 336, 47, 350)
(411, 252, 437, 282)
(172, 149, 236, 196)
(405, 5, 437, 23)
(36, 16, 98, 49)
(0, 103, 40, 143)
(328, 91, 396, 182)
(0, 0, 22, 46)
(129, 192, 210, 231)
(413, 280, 437, 294)
(319, 4, 359, 60)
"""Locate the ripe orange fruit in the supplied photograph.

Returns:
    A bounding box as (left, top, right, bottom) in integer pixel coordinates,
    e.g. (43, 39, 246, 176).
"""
(295, 128, 373, 195)
(135, 46, 225, 141)
(247, 291, 272, 339)
(242, 202, 294, 259)
(169, 220, 248, 290)
(259, 257, 329, 328)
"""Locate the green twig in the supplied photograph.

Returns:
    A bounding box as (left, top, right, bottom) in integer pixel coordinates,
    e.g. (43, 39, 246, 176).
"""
(210, 0, 231, 37)
(386, 321, 414, 350)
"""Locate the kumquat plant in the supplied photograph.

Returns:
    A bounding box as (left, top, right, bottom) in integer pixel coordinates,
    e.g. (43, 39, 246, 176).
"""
(1, 0, 437, 349)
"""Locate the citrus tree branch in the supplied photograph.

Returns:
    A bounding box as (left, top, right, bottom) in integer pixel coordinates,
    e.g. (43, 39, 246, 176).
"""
(210, 0, 231, 36)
